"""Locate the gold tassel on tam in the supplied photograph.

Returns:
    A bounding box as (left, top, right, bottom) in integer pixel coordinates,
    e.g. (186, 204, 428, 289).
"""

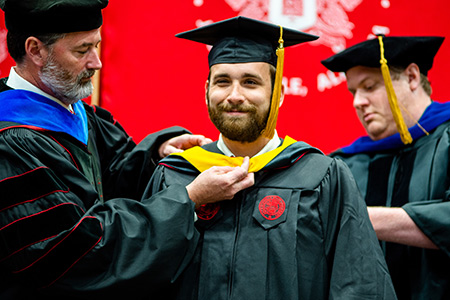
(263, 25, 285, 139)
(377, 35, 413, 144)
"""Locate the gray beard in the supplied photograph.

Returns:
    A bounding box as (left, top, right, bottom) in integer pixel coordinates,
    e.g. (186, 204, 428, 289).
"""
(40, 56, 95, 105)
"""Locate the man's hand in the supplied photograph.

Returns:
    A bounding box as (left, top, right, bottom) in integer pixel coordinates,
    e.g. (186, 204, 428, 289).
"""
(159, 134, 213, 158)
(186, 156, 255, 208)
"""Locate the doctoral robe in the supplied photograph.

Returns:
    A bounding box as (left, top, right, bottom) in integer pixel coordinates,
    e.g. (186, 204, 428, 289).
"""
(0, 82, 198, 299)
(147, 138, 397, 300)
(331, 101, 450, 300)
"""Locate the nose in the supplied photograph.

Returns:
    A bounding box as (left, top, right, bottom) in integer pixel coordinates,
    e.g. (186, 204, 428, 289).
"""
(353, 90, 369, 109)
(86, 48, 102, 70)
(226, 82, 245, 104)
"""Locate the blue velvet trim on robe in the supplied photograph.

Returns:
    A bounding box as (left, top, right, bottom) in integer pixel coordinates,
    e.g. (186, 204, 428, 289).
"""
(0, 89, 88, 144)
(341, 101, 450, 154)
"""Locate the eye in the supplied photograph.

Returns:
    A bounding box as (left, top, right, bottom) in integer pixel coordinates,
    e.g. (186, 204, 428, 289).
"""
(243, 76, 262, 86)
(75, 48, 90, 56)
(213, 78, 230, 86)
(75, 45, 95, 56)
(363, 80, 379, 92)
(245, 79, 257, 85)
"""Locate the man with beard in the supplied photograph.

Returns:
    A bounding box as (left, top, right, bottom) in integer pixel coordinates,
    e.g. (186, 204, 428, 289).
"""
(0, 0, 254, 299)
(146, 16, 397, 300)
(321, 35, 450, 299)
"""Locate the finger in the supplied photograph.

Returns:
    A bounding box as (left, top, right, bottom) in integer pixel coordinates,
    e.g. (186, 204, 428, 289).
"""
(208, 165, 235, 175)
(240, 156, 250, 172)
(164, 146, 184, 156)
(242, 173, 255, 188)
(223, 164, 249, 182)
(230, 173, 255, 194)
(189, 135, 213, 147)
(198, 137, 213, 146)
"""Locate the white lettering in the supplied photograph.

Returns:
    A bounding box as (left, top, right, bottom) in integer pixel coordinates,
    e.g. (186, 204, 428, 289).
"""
(283, 77, 308, 97)
(317, 71, 346, 92)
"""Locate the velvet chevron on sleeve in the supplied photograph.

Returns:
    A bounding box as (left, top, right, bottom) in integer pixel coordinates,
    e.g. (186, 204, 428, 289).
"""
(0, 82, 198, 299)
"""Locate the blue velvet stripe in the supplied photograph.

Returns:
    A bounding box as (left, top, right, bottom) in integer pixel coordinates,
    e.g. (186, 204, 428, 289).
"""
(0, 89, 88, 144)
(341, 101, 450, 154)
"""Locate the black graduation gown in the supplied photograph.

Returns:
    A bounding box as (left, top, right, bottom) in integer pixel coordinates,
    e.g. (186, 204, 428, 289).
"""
(147, 140, 397, 300)
(331, 120, 450, 300)
(0, 80, 199, 299)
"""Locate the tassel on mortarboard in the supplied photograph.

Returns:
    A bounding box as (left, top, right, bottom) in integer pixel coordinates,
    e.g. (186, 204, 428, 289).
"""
(263, 25, 284, 139)
(377, 35, 412, 144)
(176, 17, 318, 140)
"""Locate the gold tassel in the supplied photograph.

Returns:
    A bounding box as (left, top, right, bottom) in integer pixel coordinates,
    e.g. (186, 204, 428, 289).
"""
(378, 35, 412, 144)
(263, 25, 284, 139)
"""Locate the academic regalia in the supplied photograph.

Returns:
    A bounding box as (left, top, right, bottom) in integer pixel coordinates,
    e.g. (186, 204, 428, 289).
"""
(156, 16, 396, 300)
(0, 79, 199, 299)
(176, 16, 318, 140)
(331, 101, 450, 300)
(147, 138, 397, 300)
(323, 35, 450, 299)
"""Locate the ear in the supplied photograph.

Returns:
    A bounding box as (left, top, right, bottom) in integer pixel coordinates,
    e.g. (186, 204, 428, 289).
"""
(24, 37, 48, 67)
(279, 83, 285, 107)
(404, 63, 421, 91)
(205, 79, 210, 106)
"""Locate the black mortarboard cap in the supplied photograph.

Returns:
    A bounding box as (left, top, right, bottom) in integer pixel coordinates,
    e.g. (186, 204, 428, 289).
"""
(0, 0, 108, 34)
(323, 35, 445, 145)
(321, 36, 444, 76)
(176, 16, 318, 140)
(176, 16, 318, 67)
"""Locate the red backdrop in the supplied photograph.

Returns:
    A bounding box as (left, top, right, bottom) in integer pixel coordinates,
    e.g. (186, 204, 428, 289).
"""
(1, 0, 449, 154)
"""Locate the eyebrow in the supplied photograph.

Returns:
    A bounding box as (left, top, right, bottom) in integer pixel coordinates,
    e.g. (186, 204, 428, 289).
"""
(212, 73, 230, 80)
(212, 72, 263, 81)
(242, 73, 263, 81)
(347, 75, 370, 93)
(74, 40, 101, 49)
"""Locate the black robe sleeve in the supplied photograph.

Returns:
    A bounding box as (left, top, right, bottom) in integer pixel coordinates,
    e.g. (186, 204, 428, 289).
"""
(85, 104, 191, 200)
(0, 120, 199, 298)
(321, 159, 397, 299)
(402, 200, 450, 256)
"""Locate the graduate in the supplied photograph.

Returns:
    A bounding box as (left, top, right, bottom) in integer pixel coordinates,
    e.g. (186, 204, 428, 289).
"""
(147, 16, 397, 300)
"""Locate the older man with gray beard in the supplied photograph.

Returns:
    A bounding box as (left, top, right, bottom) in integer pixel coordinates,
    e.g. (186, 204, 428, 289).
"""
(0, 0, 254, 298)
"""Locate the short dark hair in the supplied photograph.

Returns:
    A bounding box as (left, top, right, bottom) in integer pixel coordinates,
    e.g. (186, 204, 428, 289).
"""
(7, 31, 65, 63)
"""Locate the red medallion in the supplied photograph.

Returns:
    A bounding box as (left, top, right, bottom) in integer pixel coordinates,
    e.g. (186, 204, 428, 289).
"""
(196, 203, 220, 220)
(259, 195, 286, 220)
